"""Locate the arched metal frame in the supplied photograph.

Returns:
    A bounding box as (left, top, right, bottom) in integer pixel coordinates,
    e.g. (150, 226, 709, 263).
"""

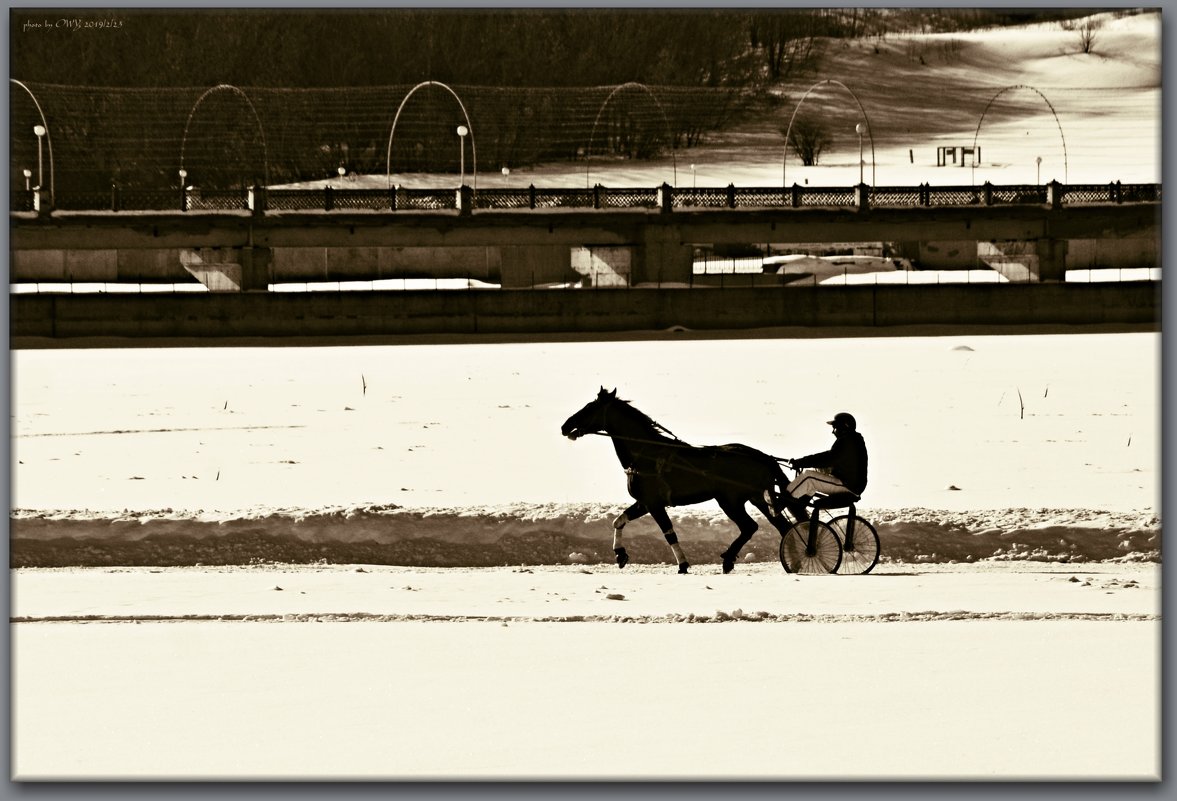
(11, 79, 56, 206)
(585, 82, 677, 189)
(385, 80, 478, 195)
(180, 84, 270, 187)
(971, 84, 1068, 185)
(782, 79, 876, 187)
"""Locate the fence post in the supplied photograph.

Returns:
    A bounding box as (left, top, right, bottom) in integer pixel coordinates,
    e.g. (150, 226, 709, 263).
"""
(593, 183, 601, 210)
(529, 184, 536, 210)
(180, 185, 188, 213)
(457, 184, 473, 216)
(658, 182, 673, 214)
(111, 183, 121, 212)
(390, 185, 398, 212)
(1114, 180, 1123, 204)
(727, 183, 736, 209)
(855, 182, 870, 212)
(1046, 180, 1063, 210)
(248, 186, 267, 216)
(982, 181, 993, 206)
(324, 185, 334, 211)
(791, 183, 802, 208)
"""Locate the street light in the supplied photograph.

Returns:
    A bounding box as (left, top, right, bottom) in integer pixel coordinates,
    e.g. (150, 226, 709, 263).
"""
(1036, 156, 1042, 185)
(854, 123, 865, 185)
(456, 125, 469, 186)
(23, 169, 32, 192)
(337, 165, 346, 182)
(501, 166, 510, 187)
(690, 163, 696, 190)
(33, 124, 46, 190)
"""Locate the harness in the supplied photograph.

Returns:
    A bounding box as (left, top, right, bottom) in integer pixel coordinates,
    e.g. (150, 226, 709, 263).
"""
(586, 401, 793, 492)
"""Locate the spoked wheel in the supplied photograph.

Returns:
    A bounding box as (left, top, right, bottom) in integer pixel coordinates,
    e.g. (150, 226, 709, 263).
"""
(828, 515, 881, 575)
(779, 520, 842, 575)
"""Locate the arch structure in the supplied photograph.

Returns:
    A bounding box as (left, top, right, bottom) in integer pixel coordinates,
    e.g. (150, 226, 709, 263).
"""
(782, 79, 876, 187)
(585, 82, 677, 188)
(971, 84, 1068, 185)
(11, 79, 56, 205)
(180, 83, 270, 186)
(385, 80, 478, 194)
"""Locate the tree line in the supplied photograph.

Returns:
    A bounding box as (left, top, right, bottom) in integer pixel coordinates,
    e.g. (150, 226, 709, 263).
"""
(11, 8, 1096, 90)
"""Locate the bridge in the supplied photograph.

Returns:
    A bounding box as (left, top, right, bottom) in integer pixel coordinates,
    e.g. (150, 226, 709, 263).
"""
(9, 181, 1161, 341)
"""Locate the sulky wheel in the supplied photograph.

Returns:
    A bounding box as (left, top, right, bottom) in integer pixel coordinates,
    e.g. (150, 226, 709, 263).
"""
(828, 515, 881, 575)
(779, 519, 842, 575)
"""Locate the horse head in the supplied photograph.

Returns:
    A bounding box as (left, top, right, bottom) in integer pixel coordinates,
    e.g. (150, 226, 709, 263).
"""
(561, 387, 617, 440)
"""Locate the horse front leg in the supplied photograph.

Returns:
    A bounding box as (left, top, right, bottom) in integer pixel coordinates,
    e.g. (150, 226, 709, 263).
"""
(648, 506, 689, 574)
(611, 502, 646, 568)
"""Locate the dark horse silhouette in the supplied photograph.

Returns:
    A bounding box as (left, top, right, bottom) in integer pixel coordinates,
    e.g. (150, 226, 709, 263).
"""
(561, 387, 793, 574)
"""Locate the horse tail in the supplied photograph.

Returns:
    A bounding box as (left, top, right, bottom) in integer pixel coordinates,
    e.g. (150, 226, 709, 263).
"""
(771, 459, 789, 496)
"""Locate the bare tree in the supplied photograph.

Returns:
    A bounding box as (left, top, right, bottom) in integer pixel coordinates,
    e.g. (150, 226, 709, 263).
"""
(1077, 21, 1099, 54)
(783, 117, 829, 166)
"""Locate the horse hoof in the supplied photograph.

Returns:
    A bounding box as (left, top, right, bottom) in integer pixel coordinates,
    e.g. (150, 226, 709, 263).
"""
(615, 548, 629, 569)
(678, 562, 690, 574)
(721, 557, 736, 574)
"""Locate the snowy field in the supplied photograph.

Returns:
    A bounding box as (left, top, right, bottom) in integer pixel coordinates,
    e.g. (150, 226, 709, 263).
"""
(8, 9, 1165, 783)
(11, 563, 1161, 780)
(9, 331, 1163, 780)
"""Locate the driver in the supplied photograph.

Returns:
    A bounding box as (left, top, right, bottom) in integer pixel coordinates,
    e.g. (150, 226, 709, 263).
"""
(782, 412, 868, 523)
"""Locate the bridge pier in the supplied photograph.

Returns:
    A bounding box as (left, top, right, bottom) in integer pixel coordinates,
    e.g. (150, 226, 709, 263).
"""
(639, 228, 694, 286)
(1034, 238, 1067, 282)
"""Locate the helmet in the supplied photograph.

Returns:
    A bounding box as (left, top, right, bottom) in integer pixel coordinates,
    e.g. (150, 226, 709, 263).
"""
(827, 412, 857, 431)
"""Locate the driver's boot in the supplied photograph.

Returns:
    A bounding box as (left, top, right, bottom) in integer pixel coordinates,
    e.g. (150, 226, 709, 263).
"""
(784, 495, 810, 524)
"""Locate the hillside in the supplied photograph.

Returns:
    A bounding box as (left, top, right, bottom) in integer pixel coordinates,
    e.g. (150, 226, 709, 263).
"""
(669, 9, 1161, 187)
(312, 10, 1156, 191)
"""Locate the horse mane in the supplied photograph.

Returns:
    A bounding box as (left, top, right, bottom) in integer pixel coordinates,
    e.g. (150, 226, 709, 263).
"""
(613, 396, 684, 443)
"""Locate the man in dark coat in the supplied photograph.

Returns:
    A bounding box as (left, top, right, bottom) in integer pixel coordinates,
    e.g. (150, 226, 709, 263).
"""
(782, 412, 868, 523)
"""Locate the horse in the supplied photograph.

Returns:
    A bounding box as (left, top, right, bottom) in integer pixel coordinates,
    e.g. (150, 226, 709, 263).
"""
(561, 387, 794, 574)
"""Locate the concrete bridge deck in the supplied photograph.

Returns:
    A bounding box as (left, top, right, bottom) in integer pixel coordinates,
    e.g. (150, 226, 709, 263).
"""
(9, 200, 1161, 289)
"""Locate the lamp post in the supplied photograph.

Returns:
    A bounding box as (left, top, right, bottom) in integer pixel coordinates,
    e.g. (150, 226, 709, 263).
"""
(690, 163, 696, 190)
(33, 124, 46, 190)
(178, 168, 188, 211)
(23, 169, 32, 192)
(456, 125, 469, 186)
(501, 166, 510, 187)
(1036, 156, 1042, 185)
(855, 122, 865, 185)
(337, 165, 346, 183)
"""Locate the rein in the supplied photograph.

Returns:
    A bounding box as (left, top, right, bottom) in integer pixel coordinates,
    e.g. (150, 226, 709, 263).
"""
(584, 409, 792, 467)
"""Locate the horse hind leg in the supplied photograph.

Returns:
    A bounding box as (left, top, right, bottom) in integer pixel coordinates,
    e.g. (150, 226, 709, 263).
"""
(649, 506, 689, 574)
(717, 496, 759, 574)
(612, 502, 646, 569)
(751, 494, 791, 538)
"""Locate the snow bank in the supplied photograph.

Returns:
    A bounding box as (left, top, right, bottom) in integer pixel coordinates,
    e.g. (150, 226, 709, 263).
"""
(10, 502, 1160, 568)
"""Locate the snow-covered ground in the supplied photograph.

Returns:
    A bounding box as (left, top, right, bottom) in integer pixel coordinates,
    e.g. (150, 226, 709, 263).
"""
(11, 333, 1160, 519)
(8, 331, 1162, 779)
(10, 562, 1162, 780)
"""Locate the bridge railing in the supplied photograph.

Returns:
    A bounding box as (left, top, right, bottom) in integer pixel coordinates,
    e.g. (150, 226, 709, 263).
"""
(12, 181, 1161, 214)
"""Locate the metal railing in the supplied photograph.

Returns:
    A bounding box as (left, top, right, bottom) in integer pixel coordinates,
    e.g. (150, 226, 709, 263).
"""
(12, 181, 1161, 215)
